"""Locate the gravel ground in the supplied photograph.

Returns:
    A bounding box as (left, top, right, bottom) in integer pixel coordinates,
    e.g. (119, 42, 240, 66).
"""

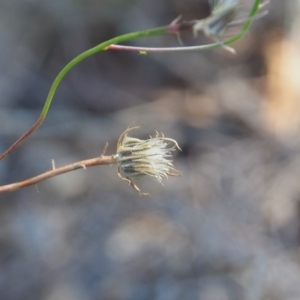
(1, 1, 300, 299)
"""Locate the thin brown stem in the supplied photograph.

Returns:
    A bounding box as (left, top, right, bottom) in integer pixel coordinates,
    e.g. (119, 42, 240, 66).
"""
(0, 155, 115, 193)
(0, 116, 44, 161)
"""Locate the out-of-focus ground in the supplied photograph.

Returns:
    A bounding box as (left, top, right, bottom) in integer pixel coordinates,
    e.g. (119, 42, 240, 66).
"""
(1, 0, 300, 299)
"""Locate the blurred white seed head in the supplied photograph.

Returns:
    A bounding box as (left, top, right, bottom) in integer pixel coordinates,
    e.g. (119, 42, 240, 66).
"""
(193, 0, 240, 40)
(113, 127, 181, 196)
(193, 0, 268, 53)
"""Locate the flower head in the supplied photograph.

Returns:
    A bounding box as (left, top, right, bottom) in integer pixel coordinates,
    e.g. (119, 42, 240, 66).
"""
(193, 0, 268, 53)
(193, 0, 240, 40)
(113, 127, 181, 196)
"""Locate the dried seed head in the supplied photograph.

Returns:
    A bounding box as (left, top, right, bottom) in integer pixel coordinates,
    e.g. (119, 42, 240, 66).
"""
(113, 126, 181, 196)
(193, 0, 240, 38)
(193, 0, 267, 53)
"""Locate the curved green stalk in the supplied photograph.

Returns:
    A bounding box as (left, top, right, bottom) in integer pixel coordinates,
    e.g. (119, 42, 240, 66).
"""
(42, 26, 169, 117)
(0, 26, 169, 161)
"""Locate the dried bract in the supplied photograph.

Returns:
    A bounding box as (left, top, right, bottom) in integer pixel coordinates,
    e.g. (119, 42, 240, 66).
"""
(113, 127, 181, 196)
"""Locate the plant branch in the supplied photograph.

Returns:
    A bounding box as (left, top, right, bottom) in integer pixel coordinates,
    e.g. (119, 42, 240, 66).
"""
(0, 26, 176, 162)
(107, 42, 224, 53)
(0, 155, 115, 193)
(0, 0, 262, 161)
(107, 0, 262, 53)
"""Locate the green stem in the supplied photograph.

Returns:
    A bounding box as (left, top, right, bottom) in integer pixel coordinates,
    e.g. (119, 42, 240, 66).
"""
(108, 0, 262, 53)
(42, 26, 169, 117)
(0, 26, 170, 161)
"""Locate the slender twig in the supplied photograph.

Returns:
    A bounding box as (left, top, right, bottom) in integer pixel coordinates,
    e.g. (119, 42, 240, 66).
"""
(107, 42, 225, 53)
(0, 155, 115, 193)
(0, 26, 173, 162)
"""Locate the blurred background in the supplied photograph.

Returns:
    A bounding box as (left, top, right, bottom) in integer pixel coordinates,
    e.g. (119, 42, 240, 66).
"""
(1, 0, 300, 299)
